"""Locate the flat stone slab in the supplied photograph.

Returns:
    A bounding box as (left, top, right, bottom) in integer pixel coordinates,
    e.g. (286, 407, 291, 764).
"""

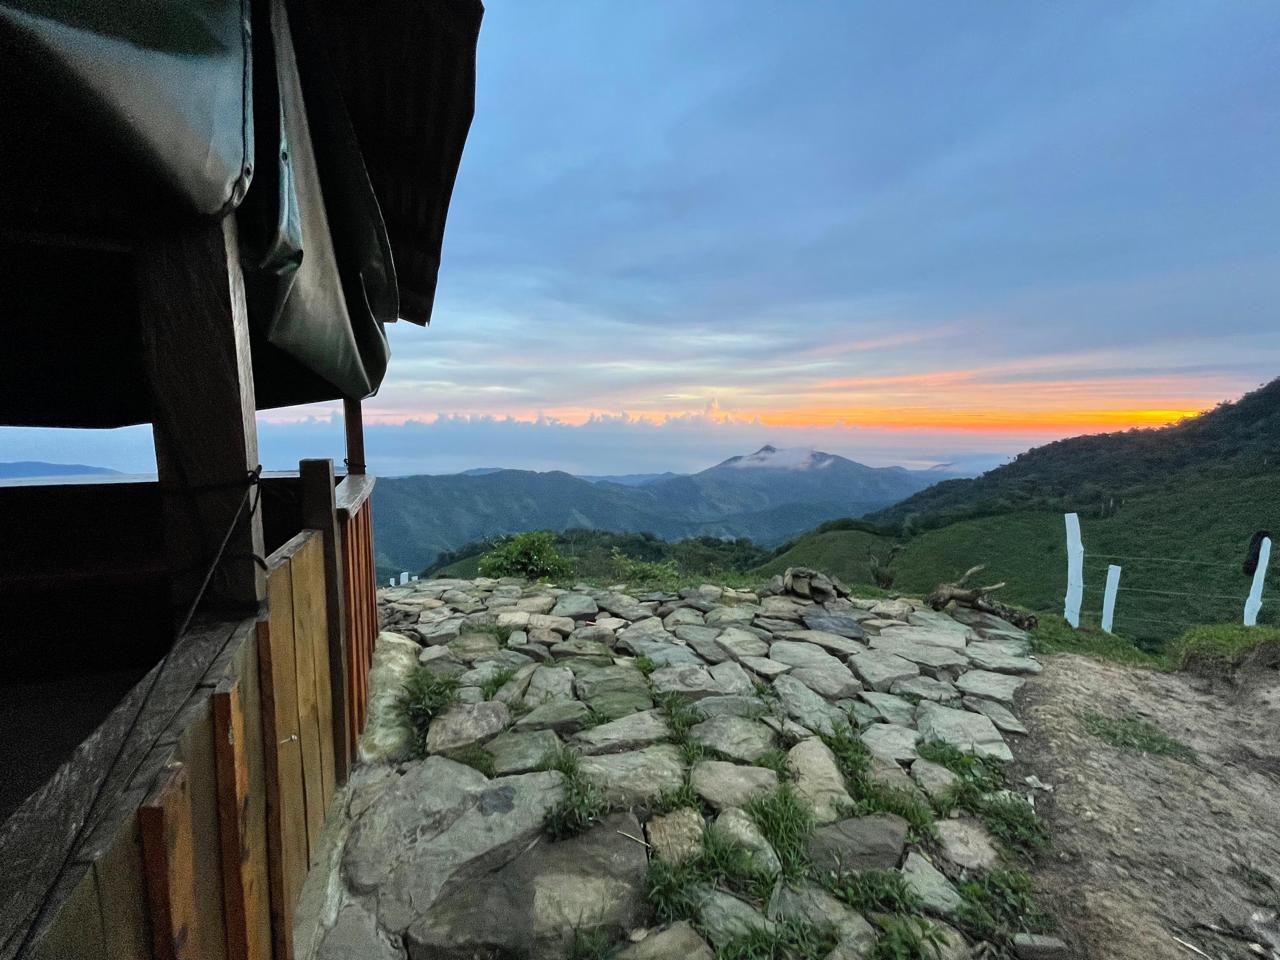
(708, 660, 755, 696)
(523, 665, 576, 706)
(550, 593, 599, 620)
(965, 643, 1043, 675)
(740, 656, 791, 679)
(512, 700, 591, 734)
(690, 760, 778, 810)
(963, 696, 1028, 734)
(646, 807, 705, 864)
(448, 632, 501, 663)
(875, 624, 968, 652)
(485, 729, 561, 775)
(678, 627, 730, 663)
(692, 695, 768, 720)
(772, 674, 848, 736)
(870, 635, 970, 673)
(849, 649, 920, 692)
(788, 738, 852, 824)
(901, 851, 964, 916)
(800, 614, 867, 639)
(715, 627, 770, 660)
(791, 665, 861, 700)
(768, 640, 845, 672)
(345, 761, 564, 932)
(549, 638, 612, 662)
(617, 922, 714, 960)
(650, 665, 723, 700)
(767, 883, 876, 959)
(580, 745, 685, 805)
(316, 900, 405, 960)
(690, 715, 778, 763)
(890, 675, 960, 702)
(779, 629, 866, 657)
(935, 818, 1000, 871)
(426, 701, 510, 755)
(859, 692, 917, 727)
(808, 814, 909, 872)
(359, 632, 422, 764)
(406, 812, 647, 958)
(663, 607, 706, 629)
(528, 614, 576, 635)
(910, 758, 958, 802)
(916, 702, 1012, 762)
(572, 709, 671, 755)
(705, 606, 758, 627)
(860, 723, 920, 763)
(955, 669, 1025, 706)
(696, 890, 775, 948)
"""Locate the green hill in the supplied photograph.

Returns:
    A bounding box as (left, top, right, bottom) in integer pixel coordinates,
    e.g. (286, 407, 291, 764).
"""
(871, 378, 1280, 532)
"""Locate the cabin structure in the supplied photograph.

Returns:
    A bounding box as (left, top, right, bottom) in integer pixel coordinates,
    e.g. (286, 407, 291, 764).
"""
(0, 2, 482, 957)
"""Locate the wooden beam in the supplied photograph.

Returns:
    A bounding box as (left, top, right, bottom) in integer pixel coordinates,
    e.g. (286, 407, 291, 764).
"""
(300, 459, 351, 784)
(342, 398, 366, 476)
(138, 216, 266, 620)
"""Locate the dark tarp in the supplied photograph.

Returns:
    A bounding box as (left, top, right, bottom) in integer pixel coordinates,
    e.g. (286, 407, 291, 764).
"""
(0, 0, 481, 427)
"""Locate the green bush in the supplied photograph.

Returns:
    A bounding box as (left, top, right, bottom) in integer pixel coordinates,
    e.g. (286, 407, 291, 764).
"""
(609, 546, 680, 586)
(477, 531, 574, 581)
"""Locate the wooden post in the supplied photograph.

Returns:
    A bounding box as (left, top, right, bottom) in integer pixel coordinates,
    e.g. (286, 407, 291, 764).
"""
(1063, 513, 1084, 628)
(300, 458, 352, 784)
(138, 216, 266, 621)
(343, 397, 366, 476)
(1245, 536, 1271, 626)
(1101, 564, 1121, 634)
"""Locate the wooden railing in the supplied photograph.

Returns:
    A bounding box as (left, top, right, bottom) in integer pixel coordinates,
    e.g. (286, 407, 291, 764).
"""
(0, 462, 381, 960)
(335, 475, 377, 761)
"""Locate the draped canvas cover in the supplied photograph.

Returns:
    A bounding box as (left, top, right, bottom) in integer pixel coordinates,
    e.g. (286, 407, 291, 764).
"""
(0, 0, 481, 426)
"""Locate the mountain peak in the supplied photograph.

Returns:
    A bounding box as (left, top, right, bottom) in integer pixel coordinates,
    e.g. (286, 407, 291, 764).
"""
(724, 446, 837, 470)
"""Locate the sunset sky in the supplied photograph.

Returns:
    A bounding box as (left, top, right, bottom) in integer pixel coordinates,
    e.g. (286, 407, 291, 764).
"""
(6, 0, 1279, 475)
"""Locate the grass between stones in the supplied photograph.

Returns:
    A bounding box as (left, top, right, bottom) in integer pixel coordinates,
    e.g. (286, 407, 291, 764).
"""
(397, 668, 459, 758)
(450, 743, 497, 777)
(647, 830, 776, 924)
(821, 726, 936, 840)
(480, 666, 518, 700)
(718, 919, 837, 960)
(743, 785, 814, 880)
(955, 869, 1054, 943)
(567, 926, 614, 960)
(820, 868, 921, 914)
(869, 916, 946, 960)
(753, 748, 792, 780)
(539, 746, 608, 840)
(1081, 710, 1197, 763)
(653, 690, 710, 767)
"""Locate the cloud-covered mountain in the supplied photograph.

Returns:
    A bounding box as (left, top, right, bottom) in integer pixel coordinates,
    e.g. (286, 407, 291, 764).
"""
(371, 446, 957, 576)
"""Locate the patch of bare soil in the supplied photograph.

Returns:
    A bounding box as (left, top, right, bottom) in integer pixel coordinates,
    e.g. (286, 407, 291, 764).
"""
(1014, 654, 1280, 960)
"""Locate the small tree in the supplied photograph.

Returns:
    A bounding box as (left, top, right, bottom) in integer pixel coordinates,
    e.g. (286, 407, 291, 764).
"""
(478, 531, 574, 581)
(867, 545, 901, 589)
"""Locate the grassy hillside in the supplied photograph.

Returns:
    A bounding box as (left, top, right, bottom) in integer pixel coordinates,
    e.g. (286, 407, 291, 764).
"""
(872, 378, 1280, 531)
(759, 471, 1279, 649)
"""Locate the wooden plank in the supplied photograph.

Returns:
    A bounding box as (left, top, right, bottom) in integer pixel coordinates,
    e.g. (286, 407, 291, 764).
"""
(137, 215, 265, 619)
(213, 680, 270, 960)
(289, 536, 328, 854)
(138, 765, 196, 960)
(0, 618, 238, 958)
(333, 474, 375, 517)
(256, 567, 305, 960)
(300, 459, 348, 786)
(172, 700, 228, 960)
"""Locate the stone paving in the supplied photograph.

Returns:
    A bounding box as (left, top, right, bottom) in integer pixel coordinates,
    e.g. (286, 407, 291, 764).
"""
(303, 568, 1063, 960)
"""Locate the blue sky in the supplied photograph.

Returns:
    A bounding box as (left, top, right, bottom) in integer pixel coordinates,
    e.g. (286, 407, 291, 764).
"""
(5, 0, 1279, 476)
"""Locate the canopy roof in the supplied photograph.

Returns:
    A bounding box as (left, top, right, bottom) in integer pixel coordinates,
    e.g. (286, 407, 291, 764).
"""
(0, 0, 482, 427)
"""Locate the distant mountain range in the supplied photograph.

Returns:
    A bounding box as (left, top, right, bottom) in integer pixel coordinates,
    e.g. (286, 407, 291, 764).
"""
(372, 445, 963, 576)
(0, 461, 120, 480)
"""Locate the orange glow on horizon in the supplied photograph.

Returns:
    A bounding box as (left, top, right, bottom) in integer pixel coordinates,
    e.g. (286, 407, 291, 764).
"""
(344, 404, 1207, 435)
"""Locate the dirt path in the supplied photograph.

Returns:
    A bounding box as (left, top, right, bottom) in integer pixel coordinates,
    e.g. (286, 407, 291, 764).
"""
(1016, 654, 1280, 960)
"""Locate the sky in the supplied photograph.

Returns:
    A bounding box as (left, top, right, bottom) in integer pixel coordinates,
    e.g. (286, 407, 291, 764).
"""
(5, 0, 1280, 476)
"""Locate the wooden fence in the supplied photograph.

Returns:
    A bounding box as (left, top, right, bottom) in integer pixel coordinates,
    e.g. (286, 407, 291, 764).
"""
(3, 470, 379, 960)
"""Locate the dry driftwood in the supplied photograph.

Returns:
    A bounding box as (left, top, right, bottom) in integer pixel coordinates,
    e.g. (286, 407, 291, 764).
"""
(925, 565, 1038, 631)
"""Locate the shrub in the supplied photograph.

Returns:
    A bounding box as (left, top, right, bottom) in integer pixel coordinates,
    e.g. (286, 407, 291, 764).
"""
(477, 531, 574, 581)
(609, 546, 680, 586)
(397, 668, 459, 758)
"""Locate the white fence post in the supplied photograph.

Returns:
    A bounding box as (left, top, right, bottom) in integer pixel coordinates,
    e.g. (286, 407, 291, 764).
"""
(399, 571, 410, 585)
(1245, 536, 1271, 626)
(1064, 513, 1084, 628)
(389, 577, 396, 586)
(1101, 564, 1121, 633)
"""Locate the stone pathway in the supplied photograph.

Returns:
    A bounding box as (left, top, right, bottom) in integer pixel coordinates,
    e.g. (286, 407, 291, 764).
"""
(300, 568, 1066, 960)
